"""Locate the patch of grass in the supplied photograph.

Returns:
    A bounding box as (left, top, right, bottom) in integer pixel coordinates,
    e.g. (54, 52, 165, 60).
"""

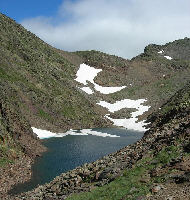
(0, 158, 13, 167)
(0, 136, 21, 168)
(155, 146, 181, 165)
(38, 109, 52, 121)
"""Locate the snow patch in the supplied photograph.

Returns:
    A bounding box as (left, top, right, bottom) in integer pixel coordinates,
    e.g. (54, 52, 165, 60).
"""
(32, 127, 120, 139)
(94, 83, 126, 94)
(75, 63, 126, 94)
(31, 127, 62, 139)
(80, 87, 94, 94)
(158, 50, 164, 54)
(97, 99, 150, 132)
(97, 99, 147, 113)
(105, 115, 149, 132)
(75, 63, 102, 85)
(80, 129, 120, 137)
(164, 56, 172, 60)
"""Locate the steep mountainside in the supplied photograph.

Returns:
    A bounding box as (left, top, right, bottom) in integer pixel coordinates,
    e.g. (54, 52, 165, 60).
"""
(0, 13, 109, 133)
(0, 13, 109, 196)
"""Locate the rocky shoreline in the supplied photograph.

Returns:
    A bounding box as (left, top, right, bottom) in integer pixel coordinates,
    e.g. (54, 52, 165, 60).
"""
(0, 142, 46, 200)
(0, 155, 33, 199)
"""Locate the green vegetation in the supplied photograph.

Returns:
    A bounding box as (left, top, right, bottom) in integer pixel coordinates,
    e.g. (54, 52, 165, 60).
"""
(37, 109, 52, 121)
(0, 133, 22, 168)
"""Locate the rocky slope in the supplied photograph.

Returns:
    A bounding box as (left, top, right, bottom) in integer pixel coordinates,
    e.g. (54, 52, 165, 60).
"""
(0, 87, 46, 198)
(15, 82, 190, 199)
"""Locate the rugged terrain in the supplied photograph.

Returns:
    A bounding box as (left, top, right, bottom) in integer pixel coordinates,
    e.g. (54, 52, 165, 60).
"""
(0, 12, 190, 199)
(16, 82, 190, 200)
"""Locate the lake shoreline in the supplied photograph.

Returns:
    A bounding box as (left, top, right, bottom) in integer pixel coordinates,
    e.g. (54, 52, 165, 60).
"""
(0, 142, 46, 200)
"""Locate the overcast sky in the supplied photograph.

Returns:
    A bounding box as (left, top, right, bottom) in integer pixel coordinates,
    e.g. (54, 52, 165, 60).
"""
(2, 0, 190, 59)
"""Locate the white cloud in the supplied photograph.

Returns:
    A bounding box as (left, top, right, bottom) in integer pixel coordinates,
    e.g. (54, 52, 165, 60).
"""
(21, 0, 190, 59)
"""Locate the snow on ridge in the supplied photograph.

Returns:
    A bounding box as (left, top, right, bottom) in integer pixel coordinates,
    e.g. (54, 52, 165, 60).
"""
(157, 50, 173, 60)
(164, 56, 173, 60)
(75, 63, 126, 94)
(32, 127, 120, 139)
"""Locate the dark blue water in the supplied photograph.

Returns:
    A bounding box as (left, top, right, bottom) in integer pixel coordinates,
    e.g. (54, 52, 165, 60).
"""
(10, 128, 143, 194)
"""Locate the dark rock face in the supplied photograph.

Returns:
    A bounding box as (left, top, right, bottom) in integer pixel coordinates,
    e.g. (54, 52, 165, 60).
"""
(0, 89, 46, 198)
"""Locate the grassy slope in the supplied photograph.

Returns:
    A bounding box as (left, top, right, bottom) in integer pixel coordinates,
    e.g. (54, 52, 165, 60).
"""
(0, 13, 109, 133)
(67, 82, 190, 200)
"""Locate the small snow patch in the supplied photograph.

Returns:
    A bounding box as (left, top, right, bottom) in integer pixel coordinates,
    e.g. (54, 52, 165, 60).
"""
(80, 129, 120, 137)
(94, 83, 126, 94)
(164, 56, 172, 60)
(158, 50, 164, 54)
(80, 87, 94, 94)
